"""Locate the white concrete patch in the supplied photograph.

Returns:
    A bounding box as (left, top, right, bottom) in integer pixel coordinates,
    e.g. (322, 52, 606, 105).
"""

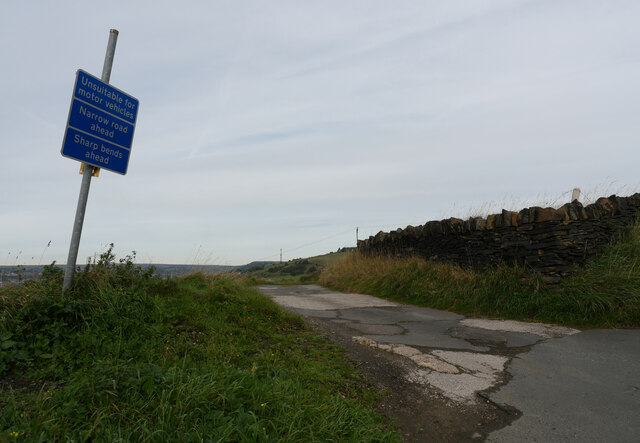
(383, 344, 422, 358)
(411, 353, 459, 373)
(353, 336, 510, 403)
(270, 293, 398, 311)
(432, 350, 508, 374)
(353, 336, 459, 373)
(352, 336, 377, 347)
(407, 370, 497, 404)
(460, 318, 580, 338)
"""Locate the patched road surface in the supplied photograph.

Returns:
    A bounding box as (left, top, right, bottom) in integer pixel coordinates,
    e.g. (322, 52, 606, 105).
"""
(257, 285, 640, 442)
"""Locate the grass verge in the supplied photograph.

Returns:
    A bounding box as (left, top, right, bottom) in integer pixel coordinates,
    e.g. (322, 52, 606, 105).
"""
(320, 224, 640, 329)
(0, 249, 399, 441)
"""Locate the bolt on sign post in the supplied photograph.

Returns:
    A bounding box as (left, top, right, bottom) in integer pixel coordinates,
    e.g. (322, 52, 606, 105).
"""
(61, 29, 139, 291)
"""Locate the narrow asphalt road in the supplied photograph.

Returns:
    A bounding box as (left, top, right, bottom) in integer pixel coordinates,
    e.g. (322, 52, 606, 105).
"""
(256, 284, 640, 442)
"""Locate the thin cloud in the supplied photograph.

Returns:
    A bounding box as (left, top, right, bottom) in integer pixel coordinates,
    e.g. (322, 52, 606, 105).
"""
(1, 0, 639, 265)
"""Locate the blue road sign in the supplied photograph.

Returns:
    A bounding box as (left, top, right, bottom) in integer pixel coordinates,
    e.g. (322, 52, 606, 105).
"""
(61, 70, 139, 175)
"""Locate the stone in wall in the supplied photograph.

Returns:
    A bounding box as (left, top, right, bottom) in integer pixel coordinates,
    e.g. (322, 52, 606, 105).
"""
(359, 194, 640, 281)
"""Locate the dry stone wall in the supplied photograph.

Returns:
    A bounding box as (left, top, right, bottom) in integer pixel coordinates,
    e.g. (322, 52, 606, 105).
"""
(358, 194, 640, 282)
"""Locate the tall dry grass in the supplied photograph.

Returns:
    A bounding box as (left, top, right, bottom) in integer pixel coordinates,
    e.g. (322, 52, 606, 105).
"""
(320, 223, 640, 328)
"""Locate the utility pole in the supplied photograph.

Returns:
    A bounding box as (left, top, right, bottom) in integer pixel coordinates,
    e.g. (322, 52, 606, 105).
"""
(62, 29, 119, 291)
(356, 227, 359, 245)
(571, 188, 581, 202)
(280, 248, 283, 264)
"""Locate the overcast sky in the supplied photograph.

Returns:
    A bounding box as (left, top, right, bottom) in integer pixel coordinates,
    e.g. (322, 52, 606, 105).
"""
(1, 0, 639, 266)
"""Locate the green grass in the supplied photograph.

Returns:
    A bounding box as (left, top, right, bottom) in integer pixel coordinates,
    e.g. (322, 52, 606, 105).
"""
(320, 223, 640, 328)
(0, 249, 399, 441)
(245, 252, 348, 285)
(308, 252, 349, 268)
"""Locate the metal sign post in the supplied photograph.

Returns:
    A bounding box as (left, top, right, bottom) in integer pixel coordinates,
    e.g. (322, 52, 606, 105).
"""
(62, 29, 120, 291)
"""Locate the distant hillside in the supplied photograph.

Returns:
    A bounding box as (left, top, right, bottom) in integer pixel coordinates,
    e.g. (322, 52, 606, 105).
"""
(244, 250, 351, 283)
(0, 261, 278, 286)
